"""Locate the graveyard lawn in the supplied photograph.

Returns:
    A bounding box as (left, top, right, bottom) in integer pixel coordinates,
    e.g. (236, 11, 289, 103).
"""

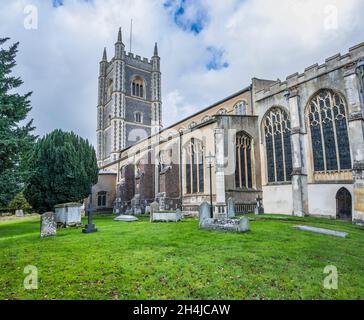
(1, 214, 364, 300)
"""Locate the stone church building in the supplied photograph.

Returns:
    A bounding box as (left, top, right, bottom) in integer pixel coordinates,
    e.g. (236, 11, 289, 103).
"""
(92, 28, 364, 224)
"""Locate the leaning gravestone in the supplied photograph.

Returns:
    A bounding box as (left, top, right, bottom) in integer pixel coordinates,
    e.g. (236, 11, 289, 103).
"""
(40, 212, 57, 238)
(15, 209, 24, 217)
(199, 202, 211, 227)
(227, 198, 235, 218)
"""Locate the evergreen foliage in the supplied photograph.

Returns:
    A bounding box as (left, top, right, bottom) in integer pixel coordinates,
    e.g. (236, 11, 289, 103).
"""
(7, 192, 31, 213)
(0, 38, 36, 207)
(25, 130, 98, 213)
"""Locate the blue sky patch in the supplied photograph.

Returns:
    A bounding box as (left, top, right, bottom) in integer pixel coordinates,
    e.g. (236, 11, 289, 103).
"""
(52, 0, 92, 8)
(206, 47, 229, 71)
(52, 0, 64, 7)
(163, 0, 208, 35)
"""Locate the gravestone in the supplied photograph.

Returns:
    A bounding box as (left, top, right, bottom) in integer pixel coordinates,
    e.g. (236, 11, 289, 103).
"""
(150, 201, 159, 222)
(15, 210, 24, 217)
(150, 201, 159, 214)
(40, 212, 57, 238)
(227, 198, 235, 218)
(176, 208, 182, 220)
(254, 195, 264, 215)
(238, 217, 249, 232)
(199, 202, 210, 226)
(145, 206, 151, 215)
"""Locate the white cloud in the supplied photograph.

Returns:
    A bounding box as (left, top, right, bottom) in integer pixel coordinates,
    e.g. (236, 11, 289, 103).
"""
(0, 0, 363, 146)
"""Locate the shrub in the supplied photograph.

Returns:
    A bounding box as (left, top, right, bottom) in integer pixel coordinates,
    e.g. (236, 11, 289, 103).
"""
(7, 192, 32, 213)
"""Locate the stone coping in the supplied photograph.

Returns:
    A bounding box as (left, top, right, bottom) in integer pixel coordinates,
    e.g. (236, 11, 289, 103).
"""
(54, 202, 82, 209)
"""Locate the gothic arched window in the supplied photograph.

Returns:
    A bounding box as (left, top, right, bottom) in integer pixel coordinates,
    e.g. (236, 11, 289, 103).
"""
(132, 77, 145, 98)
(185, 138, 204, 194)
(263, 107, 292, 183)
(235, 132, 253, 189)
(307, 89, 351, 172)
(234, 101, 248, 115)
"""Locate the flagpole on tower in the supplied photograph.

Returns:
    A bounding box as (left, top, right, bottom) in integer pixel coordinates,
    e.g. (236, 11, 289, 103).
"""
(130, 18, 133, 53)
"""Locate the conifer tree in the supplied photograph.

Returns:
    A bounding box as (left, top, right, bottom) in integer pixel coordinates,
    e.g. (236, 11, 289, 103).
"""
(25, 130, 99, 213)
(0, 38, 36, 207)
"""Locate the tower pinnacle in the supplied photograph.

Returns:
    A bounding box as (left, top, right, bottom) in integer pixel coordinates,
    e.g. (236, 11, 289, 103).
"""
(154, 42, 158, 56)
(102, 47, 107, 61)
(117, 27, 122, 43)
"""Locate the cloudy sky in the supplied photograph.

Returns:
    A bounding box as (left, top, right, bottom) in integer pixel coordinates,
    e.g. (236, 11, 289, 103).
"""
(1, 0, 363, 146)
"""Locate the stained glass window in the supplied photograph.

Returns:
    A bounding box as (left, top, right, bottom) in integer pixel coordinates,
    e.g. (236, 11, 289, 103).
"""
(307, 89, 351, 172)
(235, 132, 253, 189)
(185, 138, 204, 194)
(263, 108, 292, 183)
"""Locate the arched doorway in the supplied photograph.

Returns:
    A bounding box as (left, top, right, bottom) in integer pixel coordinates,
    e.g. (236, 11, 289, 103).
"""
(336, 188, 352, 221)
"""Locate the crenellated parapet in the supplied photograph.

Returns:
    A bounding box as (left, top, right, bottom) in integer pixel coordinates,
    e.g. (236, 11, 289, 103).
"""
(255, 42, 364, 102)
(125, 52, 153, 71)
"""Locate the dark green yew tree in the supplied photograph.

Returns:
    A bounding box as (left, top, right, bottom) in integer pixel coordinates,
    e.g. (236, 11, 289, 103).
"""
(25, 130, 99, 213)
(0, 38, 36, 207)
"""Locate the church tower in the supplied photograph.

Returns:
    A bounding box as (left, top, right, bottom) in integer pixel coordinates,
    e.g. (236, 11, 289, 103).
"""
(97, 28, 162, 167)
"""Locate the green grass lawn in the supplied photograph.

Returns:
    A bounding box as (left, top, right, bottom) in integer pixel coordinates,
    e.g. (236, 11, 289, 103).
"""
(1, 213, 364, 300)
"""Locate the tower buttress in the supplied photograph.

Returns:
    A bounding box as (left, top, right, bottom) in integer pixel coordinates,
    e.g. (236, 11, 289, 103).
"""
(97, 47, 108, 166)
(111, 27, 126, 162)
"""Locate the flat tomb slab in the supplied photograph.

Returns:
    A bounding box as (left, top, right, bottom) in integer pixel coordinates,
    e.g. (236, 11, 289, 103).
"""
(294, 225, 348, 238)
(114, 215, 139, 222)
(200, 217, 249, 233)
(151, 212, 182, 222)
